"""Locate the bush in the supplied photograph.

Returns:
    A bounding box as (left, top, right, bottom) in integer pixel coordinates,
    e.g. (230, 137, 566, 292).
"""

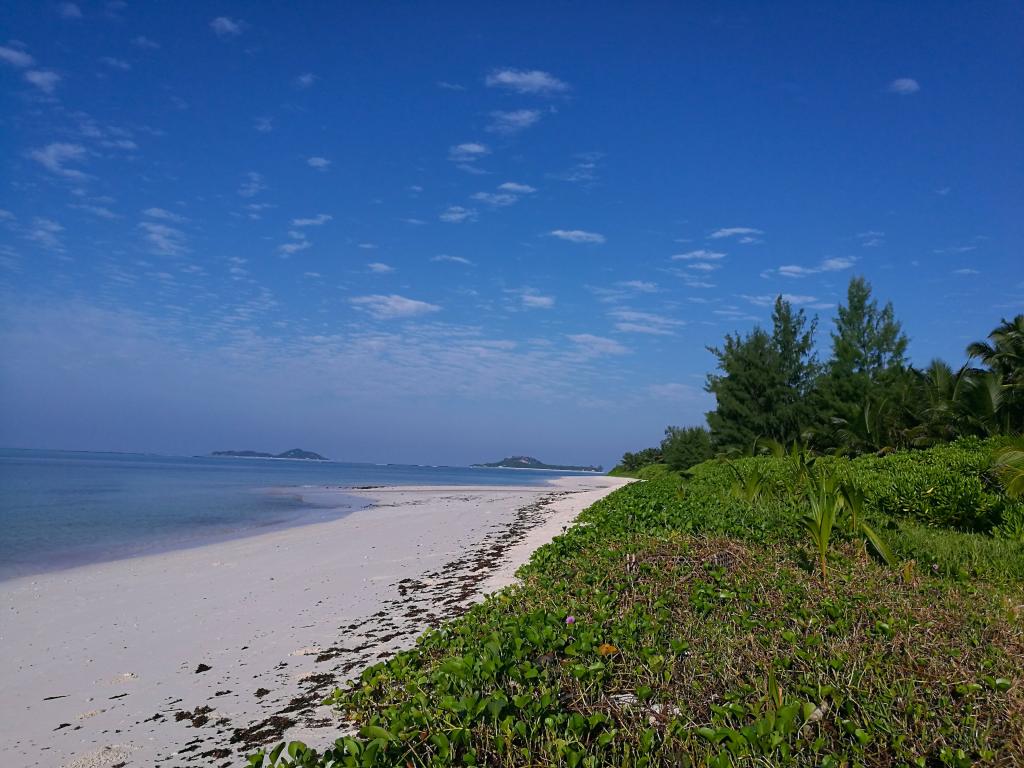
(661, 425, 713, 471)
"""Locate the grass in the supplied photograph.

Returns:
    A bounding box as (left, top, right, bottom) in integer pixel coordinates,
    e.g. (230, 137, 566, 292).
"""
(252, 441, 1024, 767)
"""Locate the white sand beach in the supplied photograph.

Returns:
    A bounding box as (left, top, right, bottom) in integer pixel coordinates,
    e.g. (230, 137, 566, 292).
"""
(0, 475, 629, 767)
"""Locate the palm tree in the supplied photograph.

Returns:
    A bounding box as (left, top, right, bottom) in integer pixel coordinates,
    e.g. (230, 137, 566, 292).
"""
(967, 315, 1024, 431)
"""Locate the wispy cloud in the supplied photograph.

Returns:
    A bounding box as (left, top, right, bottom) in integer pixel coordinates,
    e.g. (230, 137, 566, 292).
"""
(307, 156, 331, 171)
(238, 171, 266, 197)
(58, 2, 82, 18)
(24, 70, 61, 93)
(686, 262, 720, 272)
(549, 152, 601, 185)
(471, 191, 518, 207)
(952, 268, 979, 275)
(549, 229, 605, 244)
(30, 143, 88, 180)
(254, 116, 273, 132)
(291, 213, 332, 227)
(498, 182, 536, 194)
(567, 334, 628, 356)
(448, 142, 490, 165)
(768, 256, 856, 278)
(486, 109, 542, 135)
(25, 218, 64, 251)
(609, 309, 684, 335)
(71, 203, 119, 219)
(436, 81, 465, 91)
(143, 207, 184, 222)
(857, 230, 884, 247)
(708, 227, 763, 241)
(132, 36, 160, 50)
(485, 68, 569, 95)
(139, 221, 188, 256)
(672, 249, 725, 261)
(0, 45, 35, 68)
(367, 262, 395, 274)
(350, 294, 441, 319)
(507, 288, 555, 309)
(741, 293, 834, 309)
(439, 206, 476, 223)
(101, 56, 131, 70)
(888, 77, 920, 95)
(295, 72, 316, 88)
(431, 254, 473, 266)
(210, 16, 244, 37)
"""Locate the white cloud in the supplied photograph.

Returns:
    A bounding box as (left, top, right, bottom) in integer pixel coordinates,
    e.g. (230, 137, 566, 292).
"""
(708, 227, 763, 240)
(357, 243, 377, 249)
(254, 116, 273, 132)
(58, 2, 82, 18)
(498, 182, 536, 194)
(508, 288, 554, 309)
(139, 221, 187, 255)
(350, 294, 441, 319)
(210, 17, 243, 37)
(143, 207, 184, 222)
(0, 45, 34, 68)
(741, 294, 832, 309)
(609, 309, 683, 336)
(25, 218, 64, 251)
(772, 256, 856, 278)
(471, 191, 518, 207)
(431, 254, 473, 265)
(436, 81, 465, 91)
(30, 143, 88, 180)
(687, 262, 720, 272)
(952, 268, 979, 275)
(132, 36, 160, 50)
(238, 171, 266, 197)
(303, 271, 321, 279)
(549, 229, 605, 244)
(278, 240, 312, 256)
(367, 262, 395, 274)
(486, 109, 542, 135)
(485, 68, 569, 95)
(648, 382, 704, 401)
(296, 72, 316, 88)
(439, 206, 476, 223)
(857, 230, 884, 247)
(101, 56, 131, 70)
(888, 78, 920, 95)
(617, 280, 657, 292)
(70, 203, 119, 219)
(448, 142, 490, 163)
(307, 156, 331, 170)
(567, 334, 628, 356)
(672, 249, 725, 261)
(25, 70, 61, 93)
(291, 213, 332, 227)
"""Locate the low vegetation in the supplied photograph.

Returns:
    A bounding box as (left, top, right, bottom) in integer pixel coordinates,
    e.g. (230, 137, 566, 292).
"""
(251, 439, 1024, 767)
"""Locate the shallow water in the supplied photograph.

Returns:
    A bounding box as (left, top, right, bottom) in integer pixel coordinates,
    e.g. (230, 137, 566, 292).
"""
(0, 448, 591, 580)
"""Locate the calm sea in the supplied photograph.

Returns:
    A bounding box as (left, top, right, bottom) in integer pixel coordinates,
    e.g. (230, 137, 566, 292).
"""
(0, 449, 591, 581)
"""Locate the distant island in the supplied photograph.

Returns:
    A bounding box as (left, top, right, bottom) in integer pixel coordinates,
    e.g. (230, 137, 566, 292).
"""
(472, 456, 603, 472)
(210, 448, 329, 461)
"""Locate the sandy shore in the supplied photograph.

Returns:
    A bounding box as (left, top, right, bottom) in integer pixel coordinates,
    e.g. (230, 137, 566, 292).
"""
(0, 475, 629, 767)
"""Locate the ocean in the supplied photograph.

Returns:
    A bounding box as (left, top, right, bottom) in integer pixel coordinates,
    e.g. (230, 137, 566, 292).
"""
(0, 448, 592, 581)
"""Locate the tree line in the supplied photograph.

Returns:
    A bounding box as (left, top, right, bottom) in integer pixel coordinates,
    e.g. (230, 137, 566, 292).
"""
(618, 277, 1024, 472)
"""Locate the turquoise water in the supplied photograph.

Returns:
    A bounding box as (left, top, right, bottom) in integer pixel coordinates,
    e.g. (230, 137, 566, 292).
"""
(0, 449, 588, 581)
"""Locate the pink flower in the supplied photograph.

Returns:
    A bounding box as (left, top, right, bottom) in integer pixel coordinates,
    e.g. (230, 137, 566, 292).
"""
(565, 616, 575, 625)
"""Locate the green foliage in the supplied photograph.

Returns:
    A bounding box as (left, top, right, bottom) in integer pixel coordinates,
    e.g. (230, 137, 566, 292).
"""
(802, 472, 843, 581)
(252, 442, 1023, 767)
(660, 425, 713, 471)
(706, 296, 819, 453)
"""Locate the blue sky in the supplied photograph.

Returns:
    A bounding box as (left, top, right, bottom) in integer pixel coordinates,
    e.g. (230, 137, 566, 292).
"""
(0, 2, 1021, 467)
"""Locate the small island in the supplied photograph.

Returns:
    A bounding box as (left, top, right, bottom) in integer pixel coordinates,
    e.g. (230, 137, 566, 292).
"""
(472, 455, 603, 472)
(210, 448, 329, 461)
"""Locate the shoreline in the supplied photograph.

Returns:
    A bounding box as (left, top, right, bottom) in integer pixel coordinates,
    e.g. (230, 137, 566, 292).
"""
(0, 475, 630, 767)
